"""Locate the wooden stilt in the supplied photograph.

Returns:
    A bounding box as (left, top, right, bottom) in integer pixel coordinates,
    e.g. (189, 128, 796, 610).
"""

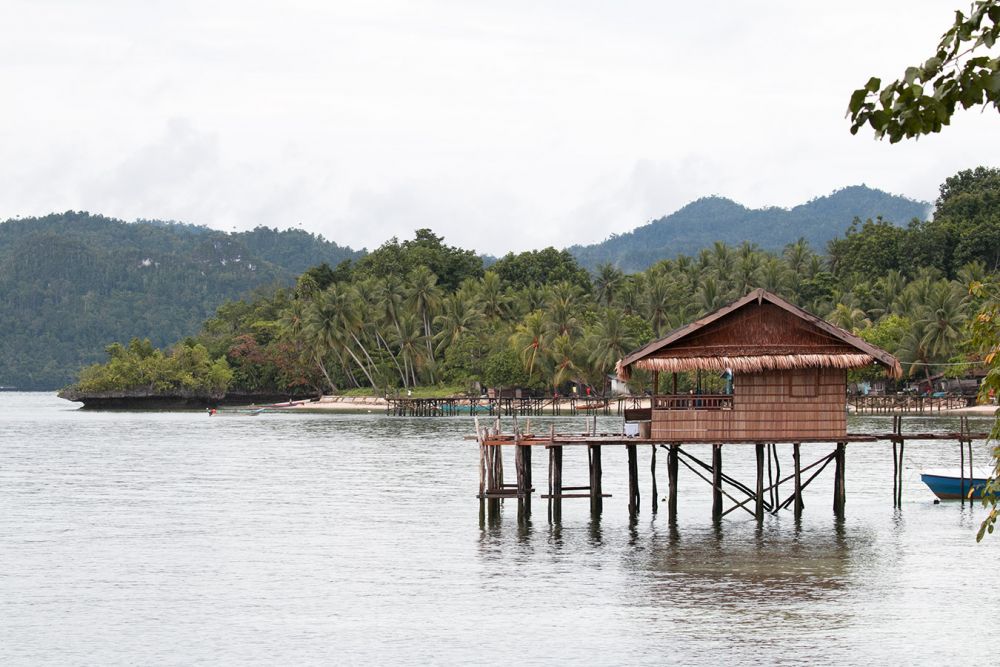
(650, 445, 658, 514)
(627, 443, 639, 516)
(892, 440, 899, 507)
(833, 442, 846, 518)
(968, 439, 973, 488)
(772, 444, 781, 503)
(551, 445, 563, 522)
(793, 443, 803, 518)
(495, 443, 504, 489)
(755, 443, 764, 522)
(766, 443, 775, 509)
(590, 444, 603, 514)
(960, 433, 966, 504)
(523, 443, 532, 495)
(712, 444, 723, 521)
(897, 440, 904, 507)
(668, 444, 679, 521)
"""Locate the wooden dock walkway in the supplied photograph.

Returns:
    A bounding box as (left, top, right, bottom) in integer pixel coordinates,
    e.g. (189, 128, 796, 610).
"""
(473, 415, 992, 525)
(385, 395, 620, 417)
(849, 394, 975, 414)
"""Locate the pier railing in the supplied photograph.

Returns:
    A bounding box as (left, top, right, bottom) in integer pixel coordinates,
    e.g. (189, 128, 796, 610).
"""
(849, 393, 975, 414)
(652, 394, 734, 410)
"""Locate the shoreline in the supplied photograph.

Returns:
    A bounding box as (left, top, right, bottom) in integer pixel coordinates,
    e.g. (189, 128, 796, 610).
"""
(281, 395, 998, 417)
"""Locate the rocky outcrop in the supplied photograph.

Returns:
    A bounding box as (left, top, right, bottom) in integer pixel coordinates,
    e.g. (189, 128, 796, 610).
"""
(58, 386, 316, 409)
(57, 386, 225, 409)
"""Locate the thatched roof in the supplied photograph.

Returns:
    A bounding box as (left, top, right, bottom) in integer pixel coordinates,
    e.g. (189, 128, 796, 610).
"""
(616, 288, 903, 380)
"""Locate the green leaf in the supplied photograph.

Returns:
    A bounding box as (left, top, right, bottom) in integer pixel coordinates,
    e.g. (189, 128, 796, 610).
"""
(865, 76, 881, 92)
(922, 56, 943, 77)
(987, 71, 1000, 93)
(848, 88, 868, 114)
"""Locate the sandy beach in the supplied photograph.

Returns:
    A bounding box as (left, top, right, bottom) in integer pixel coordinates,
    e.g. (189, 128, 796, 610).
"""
(282, 396, 389, 412)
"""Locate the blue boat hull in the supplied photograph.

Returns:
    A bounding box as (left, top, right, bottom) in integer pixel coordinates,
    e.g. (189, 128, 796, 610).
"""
(920, 473, 991, 500)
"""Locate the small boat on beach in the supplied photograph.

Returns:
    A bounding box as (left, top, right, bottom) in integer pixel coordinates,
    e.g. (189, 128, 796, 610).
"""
(920, 469, 994, 500)
(212, 407, 266, 416)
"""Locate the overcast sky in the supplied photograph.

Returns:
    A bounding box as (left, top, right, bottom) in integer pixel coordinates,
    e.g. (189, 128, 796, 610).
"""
(2, 1, 997, 254)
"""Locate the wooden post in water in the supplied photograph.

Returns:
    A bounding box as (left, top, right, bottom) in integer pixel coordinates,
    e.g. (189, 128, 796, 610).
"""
(627, 443, 639, 517)
(833, 442, 846, 518)
(766, 443, 775, 509)
(961, 415, 970, 503)
(515, 438, 531, 520)
(589, 444, 603, 514)
(793, 443, 803, 518)
(755, 443, 765, 522)
(650, 445, 658, 514)
(549, 424, 562, 522)
(712, 444, 723, 521)
(668, 444, 679, 521)
(523, 442, 532, 496)
(897, 439, 904, 507)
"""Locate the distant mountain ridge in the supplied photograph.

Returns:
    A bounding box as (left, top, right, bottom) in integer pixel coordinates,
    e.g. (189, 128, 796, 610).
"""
(568, 185, 931, 272)
(0, 212, 362, 389)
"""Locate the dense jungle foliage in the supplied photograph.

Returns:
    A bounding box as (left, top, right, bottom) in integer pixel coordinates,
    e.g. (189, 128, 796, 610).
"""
(0, 212, 360, 389)
(72, 338, 231, 397)
(69, 167, 1000, 402)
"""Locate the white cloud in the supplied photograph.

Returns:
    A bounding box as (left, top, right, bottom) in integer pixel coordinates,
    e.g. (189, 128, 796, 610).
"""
(0, 0, 996, 254)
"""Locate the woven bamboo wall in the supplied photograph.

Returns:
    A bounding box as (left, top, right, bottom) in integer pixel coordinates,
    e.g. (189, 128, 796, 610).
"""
(651, 368, 847, 441)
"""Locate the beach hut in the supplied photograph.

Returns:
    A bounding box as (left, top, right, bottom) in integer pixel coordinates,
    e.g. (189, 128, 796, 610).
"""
(616, 288, 902, 442)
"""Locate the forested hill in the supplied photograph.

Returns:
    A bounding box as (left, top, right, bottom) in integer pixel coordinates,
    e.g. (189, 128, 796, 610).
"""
(568, 185, 930, 272)
(0, 212, 361, 389)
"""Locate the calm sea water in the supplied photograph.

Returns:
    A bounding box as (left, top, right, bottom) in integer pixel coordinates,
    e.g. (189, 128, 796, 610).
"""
(1, 392, 997, 665)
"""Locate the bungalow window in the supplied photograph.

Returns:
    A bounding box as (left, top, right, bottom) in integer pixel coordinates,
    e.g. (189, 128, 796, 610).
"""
(788, 369, 819, 398)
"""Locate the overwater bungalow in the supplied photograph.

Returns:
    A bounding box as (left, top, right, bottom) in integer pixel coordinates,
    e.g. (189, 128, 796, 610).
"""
(615, 288, 903, 442)
(475, 289, 987, 523)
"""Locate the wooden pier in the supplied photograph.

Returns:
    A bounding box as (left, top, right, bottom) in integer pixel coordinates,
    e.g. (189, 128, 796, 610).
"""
(474, 414, 991, 525)
(386, 395, 616, 417)
(474, 289, 995, 526)
(849, 394, 975, 414)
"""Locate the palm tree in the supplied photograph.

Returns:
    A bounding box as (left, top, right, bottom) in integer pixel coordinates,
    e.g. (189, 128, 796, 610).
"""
(407, 266, 442, 377)
(543, 281, 583, 337)
(585, 309, 639, 383)
(301, 293, 344, 392)
(617, 275, 645, 316)
(918, 281, 967, 362)
(898, 319, 936, 383)
(826, 303, 871, 332)
(594, 263, 625, 307)
(316, 285, 379, 388)
(644, 273, 673, 337)
(353, 278, 407, 387)
(510, 285, 546, 317)
(433, 293, 485, 354)
(871, 270, 906, 319)
(957, 260, 987, 294)
(549, 333, 582, 389)
(697, 276, 727, 313)
(478, 271, 509, 322)
(734, 244, 762, 295)
(510, 311, 550, 381)
(760, 257, 791, 296)
(281, 297, 336, 392)
(392, 313, 426, 387)
(783, 237, 813, 276)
